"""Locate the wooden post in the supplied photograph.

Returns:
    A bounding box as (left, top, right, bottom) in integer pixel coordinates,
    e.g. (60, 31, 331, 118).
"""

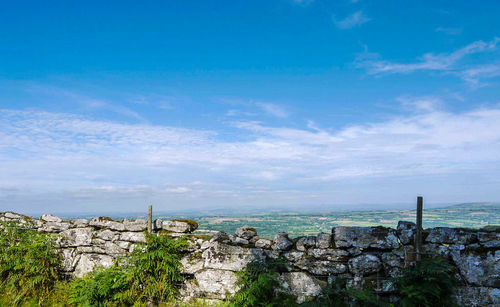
(415, 196, 423, 262)
(147, 205, 153, 233)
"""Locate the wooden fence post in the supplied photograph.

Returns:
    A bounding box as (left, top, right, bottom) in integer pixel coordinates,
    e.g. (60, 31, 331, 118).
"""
(147, 205, 153, 233)
(415, 196, 423, 262)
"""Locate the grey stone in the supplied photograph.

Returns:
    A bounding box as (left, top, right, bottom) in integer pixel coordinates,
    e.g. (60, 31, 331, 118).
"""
(38, 221, 71, 232)
(72, 219, 89, 227)
(231, 236, 249, 245)
(210, 231, 230, 243)
(89, 217, 125, 231)
(397, 221, 416, 245)
(41, 214, 62, 223)
(235, 226, 257, 240)
(163, 220, 197, 233)
(316, 232, 332, 249)
(202, 242, 265, 271)
(4, 212, 24, 219)
(74, 254, 114, 277)
(119, 232, 146, 243)
(153, 219, 163, 230)
(296, 236, 317, 251)
(479, 232, 500, 249)
(255, 238, 273, 249)
(349, 254, 382, 276)
(295, 260, 347, 275)
(123, 219, 147, 232)
(97, 229, 119, 241)
(187, 269, 239, 299)
(272, 232, 293, 251)
(278, 272, 323, 304)
(455, 286, 500, 307)
(426, 227, 477, 245)
(333, 227, 399, 250)
(60, 227, 93, 246)
(307, 248, 349, 261)
(451, 250, 499, 287)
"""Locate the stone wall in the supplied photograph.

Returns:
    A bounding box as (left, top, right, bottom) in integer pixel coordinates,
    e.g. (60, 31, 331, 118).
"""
(1, 211, 499, 306)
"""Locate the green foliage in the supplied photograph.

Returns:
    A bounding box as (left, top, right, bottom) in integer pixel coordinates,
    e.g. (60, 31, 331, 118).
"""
(226, 258, 297, 307)
(304, 278, 383, 307)
(69, 232, 188, 306)
(395, 257, 458, 307)
(0, 221, 63, 306)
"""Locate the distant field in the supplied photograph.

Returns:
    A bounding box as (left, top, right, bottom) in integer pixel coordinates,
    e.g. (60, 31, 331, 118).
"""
(171, 203, 500, 238)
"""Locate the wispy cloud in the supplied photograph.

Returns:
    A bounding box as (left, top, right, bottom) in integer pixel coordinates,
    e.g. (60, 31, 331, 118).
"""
(435, 27, 462, 35)
(255, 102, 289, 118)
(358, 37, 500, 75)
(334, 11, 371, 29)
(2, 99, 500, 211)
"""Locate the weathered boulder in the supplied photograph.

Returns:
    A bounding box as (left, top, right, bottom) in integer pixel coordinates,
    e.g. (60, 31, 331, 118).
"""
(316, 232, 332, 249)
(333, 227, 399, 250)
(397, 221, 416, 245)
(296, 236, 316, 251)
(61, 248, 80, 272)
(426, 227, 477, 245)
(162, 220, 198, 233)
(295, 259, 347, 275)
(210, 231, 230, 243)
(278, 272, 323, 304)
(97, 229, 119, 241)
(255, 238, 273, 249)
(153, 219, 163, 230)
(181, 253, 204, 274)
(123, 219, 147, 232)
(272, 232, 293, 251)
(60, 228, 93, 246)
(307, 248, 349, 261)
(38, 221, 71, 232)
(235, 226, 257, 240)
(229, 235, 249, 246)
(74, 253, 114, 277)
(41, 214, 62, 223)
(348, 254, 382, 276)
(451, 250, 500, 287)
(455, 286, 500, 307)
(479, 232, 500, 249)
(202, 242, 265, 271)
(89, 217, 125, 231)
(72, 219, 89, 227)
(119, 232, 146, 243)
(184, 269, 239, 299)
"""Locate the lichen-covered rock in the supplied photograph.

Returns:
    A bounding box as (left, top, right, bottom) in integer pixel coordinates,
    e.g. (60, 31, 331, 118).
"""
(210, 231, 230, 243)
(89, 217, 125, 231)
(316, 232, 332, 249)
(119, 232, 146, 243)
(97, 229, 119, 241)
(235, 226, 257, 240)
(333, 227, 399, 250)
(162, 220, 197, 233)
(426, 227, 477, 245)
(307, 248, 349, 261)
(153, 219, 163, 230)
(41, 214, 62, 223)
(348, 254, 382, 276)
(455, 286, 500, 307)
(74, 253, 114, 277)
(181, 253, 205, 274)
(451, 250, 500, 287)
(272, 232, 293, 251)
(229, 235, 249, 246)
(202, 242, 265, 271)
(38, 221, 71, 232)
(479, 232, 500, 249)
(284, 251, 305, 262)
(397, 221, 416, 245)
(60, 227, 93, 246)
(255, 238, 273, 249)
(72, 219, 89, 227)
(123, 219, 147, 232)
(184, 269, 239, 299)
(295, 259, 347, 275)
(296, 236, 316, 251)
(3, 212, 25, 220)
(61, 248, 80, 272)
(278, 272, 323, 303)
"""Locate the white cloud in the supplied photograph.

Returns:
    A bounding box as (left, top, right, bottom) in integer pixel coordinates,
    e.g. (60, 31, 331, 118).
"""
(435, 27, 462, 35)
(334, 11, 371, 29)
(1, 101, 500, 211)
(255, 102, 289, 118)
(358, 37, 500, 75)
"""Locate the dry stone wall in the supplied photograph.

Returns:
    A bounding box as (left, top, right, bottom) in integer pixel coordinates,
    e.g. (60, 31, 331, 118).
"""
(1, 211, 499, 306)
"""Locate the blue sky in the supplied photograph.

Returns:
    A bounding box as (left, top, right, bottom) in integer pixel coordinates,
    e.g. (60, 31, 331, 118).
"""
(1, 1, 500, 213)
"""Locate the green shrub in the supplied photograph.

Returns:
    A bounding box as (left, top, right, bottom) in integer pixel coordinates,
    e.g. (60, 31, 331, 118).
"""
(70, 232, 188, 306)
(0, 222, 63, 306)
(395, 257, 458, 307)
(226, 258, 297, 307)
